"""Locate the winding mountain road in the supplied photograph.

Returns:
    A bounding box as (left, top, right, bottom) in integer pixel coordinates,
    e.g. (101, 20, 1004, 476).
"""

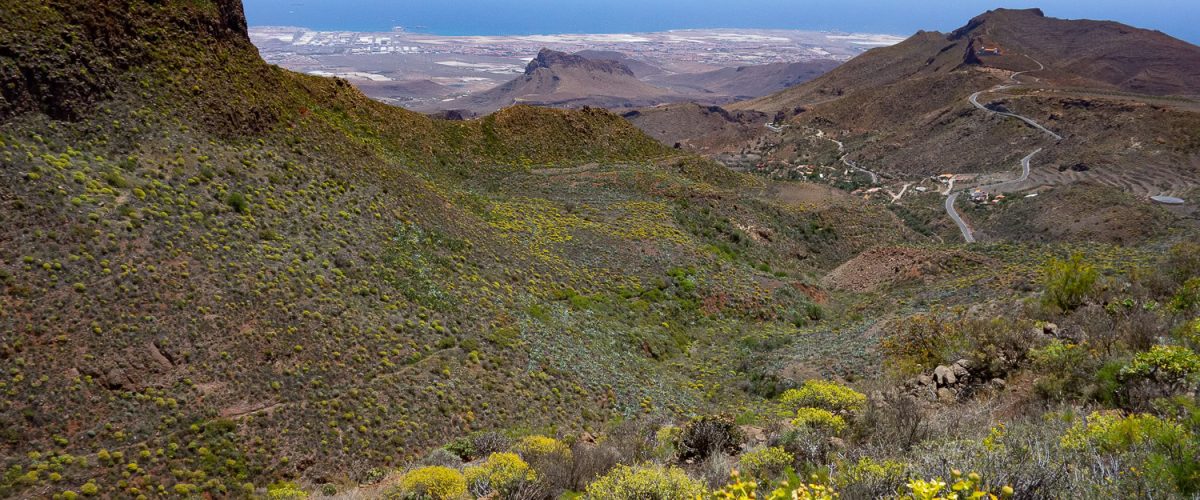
(945, 148, 1042, 243)
(967, 57, 1062, 140)
(946, 56, 1062, 243)
(816, 129, 881, 184)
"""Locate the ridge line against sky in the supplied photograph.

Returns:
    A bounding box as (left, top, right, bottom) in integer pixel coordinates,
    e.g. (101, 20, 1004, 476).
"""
(243, 0, 1200, 44)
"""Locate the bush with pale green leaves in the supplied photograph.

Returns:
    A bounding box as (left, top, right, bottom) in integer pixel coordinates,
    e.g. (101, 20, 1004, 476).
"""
(737, 446, 794, 479)
(1060, 411, 1189, 453)
(1120, 345, 1200, 387)
(835, 456, 907, 492)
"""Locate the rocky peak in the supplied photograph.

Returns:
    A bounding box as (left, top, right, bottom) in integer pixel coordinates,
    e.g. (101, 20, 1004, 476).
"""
(950, 8, 1045, 40)
(525, 48, 636, 77)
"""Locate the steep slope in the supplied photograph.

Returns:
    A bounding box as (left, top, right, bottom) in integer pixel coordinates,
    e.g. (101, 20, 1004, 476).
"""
(0, 1, 923, 496)
(736, 8, 1200, 116)
(650, 60, 841, 101)
(947, 8, 1200, 96)
(444, 49, 676, 115)
(721, 8, 1200, 243)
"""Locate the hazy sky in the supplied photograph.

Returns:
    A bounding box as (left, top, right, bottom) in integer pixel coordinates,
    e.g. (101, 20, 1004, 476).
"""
(243, 0, 1200, 43)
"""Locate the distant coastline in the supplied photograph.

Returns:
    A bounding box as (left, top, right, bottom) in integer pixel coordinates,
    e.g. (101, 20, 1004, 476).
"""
(241, 0, 1200, 44)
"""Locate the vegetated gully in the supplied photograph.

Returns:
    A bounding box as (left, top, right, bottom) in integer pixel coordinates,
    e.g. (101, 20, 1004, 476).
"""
(948, 55, 1062, 243)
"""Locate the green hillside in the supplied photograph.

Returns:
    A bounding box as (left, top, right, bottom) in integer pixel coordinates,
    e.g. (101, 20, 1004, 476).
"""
(0, 0, 914, 496)
(3, 1, 1199, 499)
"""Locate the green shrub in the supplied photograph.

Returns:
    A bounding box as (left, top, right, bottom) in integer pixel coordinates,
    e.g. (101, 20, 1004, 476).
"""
(1169, 278, 1200, 312)
(1177, 317, 1200, 350)
(393, 466, 467, 500)
(791, 408, 846, 434)
(226, 191, 248, 213)
(1060, 411, 1189, 453)
(1029, 340, 1094, 400)
(880, 312, 959, 376)
(1093, 361, 1125, 406)
(737, 446, 794, 479)
(445, 431, 510, 461)
(1121, 345, 1200, 388)
(779, 380, 866, 414)
(463, 452, 533, 495)
(1041, 252, 1097, 311)
(584, 464, 705, 500)
(1164, 242, 1200, 285)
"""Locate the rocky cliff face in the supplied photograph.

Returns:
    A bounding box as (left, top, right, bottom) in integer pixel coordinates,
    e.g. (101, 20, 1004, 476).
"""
(525, 48, 637, 77)
(0, 0, 253, 120)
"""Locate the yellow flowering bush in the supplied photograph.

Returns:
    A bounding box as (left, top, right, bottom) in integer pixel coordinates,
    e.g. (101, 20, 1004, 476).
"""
(266, 482, 308, 499)
(513, 435, 570, 460)
(791, 408, 847, 434)
(585, 464, 706, 500)
(393, 466, 467, 500)
(780, 380, 866, 414)
(463, 452, 534, 494)
(902, 470, 1011, 500)
(710, 469, 838, 499)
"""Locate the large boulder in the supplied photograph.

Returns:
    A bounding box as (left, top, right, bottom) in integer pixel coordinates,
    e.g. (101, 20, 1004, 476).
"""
(934, 365, 957, 386)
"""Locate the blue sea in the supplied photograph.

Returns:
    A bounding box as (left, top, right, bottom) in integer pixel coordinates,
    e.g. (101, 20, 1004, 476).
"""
(241, 0, 1199, 44)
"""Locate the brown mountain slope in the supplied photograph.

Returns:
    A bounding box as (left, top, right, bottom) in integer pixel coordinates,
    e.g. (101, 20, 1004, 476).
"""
(650, 60, 841, 101)
(723, 9, 1200, 193)
(947, 8, 1200, 96)
(623, 103, 768, 152)
(707, 9, 1200, 244)
(444, 48, 676, 114)
(735, 8, 1200, 116)
(575, 49, 667, 78)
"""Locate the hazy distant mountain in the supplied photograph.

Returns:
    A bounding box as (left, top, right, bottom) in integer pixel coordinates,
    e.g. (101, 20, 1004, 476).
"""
(439, 48, 677, 114)
(434, 48, 842, 115)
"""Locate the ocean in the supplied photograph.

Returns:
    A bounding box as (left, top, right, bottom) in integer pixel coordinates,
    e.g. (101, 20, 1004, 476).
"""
(241, 0, 1199, 43)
